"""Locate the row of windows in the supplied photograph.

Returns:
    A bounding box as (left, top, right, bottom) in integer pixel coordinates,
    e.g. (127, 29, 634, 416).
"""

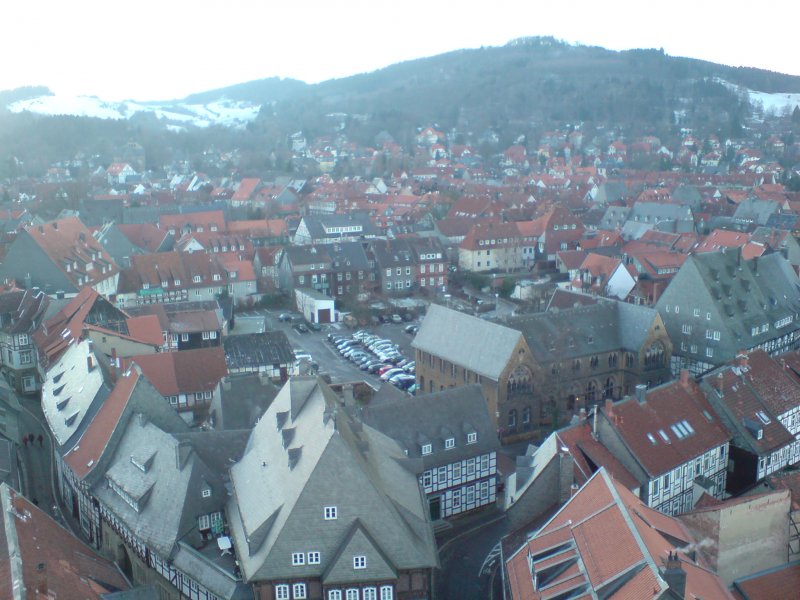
(420, 454, 490, 487)
(276, 584, 393, 600)
(420, 432, 477, 455)
(292, 551, 322, 565)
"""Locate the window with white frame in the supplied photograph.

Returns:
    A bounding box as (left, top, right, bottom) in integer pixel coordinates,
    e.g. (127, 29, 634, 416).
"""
(445, 437, 455, 449)
(467, 432, 477, 444)
(293, 583, 307, 599)
(198, 514, 211, 530)
(308, 551, 321, 564)
(201, 487, 211, 498)
(324, 506, 337, 520)
(181, 333, 189, 342)
(17, 334, 29, 346)
(328, 592, 342, 600)
(363, 589, 377, 600)
(346, 590, 358, 600)
(353, 555, 366, 569)
(202, 331, 211, 340)
(193, 275, 201, 283)
(380, 586, 394, 600)
(275, 585, 290, 600)
(421, 444, 432, 455)
(292, 552, 305, 566)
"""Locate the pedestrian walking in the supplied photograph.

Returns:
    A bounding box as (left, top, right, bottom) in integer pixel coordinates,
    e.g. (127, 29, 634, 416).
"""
(37, 434, 43, 447)
(22, 436, 28, 447)
(28, 433, 34, 445)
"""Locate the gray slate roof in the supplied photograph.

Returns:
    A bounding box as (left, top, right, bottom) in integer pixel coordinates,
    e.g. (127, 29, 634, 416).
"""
(506, 300, 661, 363)
(360, 385, 499, 470)
(223, 331, 294, 370)
(227, 377, 438, 582)
(656, 251, 800, 363)
(412, 304, 522, 380)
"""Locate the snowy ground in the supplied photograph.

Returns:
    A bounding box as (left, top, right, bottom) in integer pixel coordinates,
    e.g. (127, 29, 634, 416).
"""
(7, 93, 261, 128)
(716, 78, 800, 117)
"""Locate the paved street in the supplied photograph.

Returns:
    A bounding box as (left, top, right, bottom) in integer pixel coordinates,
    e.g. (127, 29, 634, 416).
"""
(16, 393, 60, 522)
(435, 510, 510, 600)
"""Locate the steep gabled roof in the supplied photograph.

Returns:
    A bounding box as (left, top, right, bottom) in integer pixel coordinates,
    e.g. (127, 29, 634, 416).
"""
(412, 304, 522, 380)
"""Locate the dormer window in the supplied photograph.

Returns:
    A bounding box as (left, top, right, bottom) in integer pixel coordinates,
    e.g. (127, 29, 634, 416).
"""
(193, 275, 201, 283)
(174, 279, 181, 286)
(161, 280, 168, 288)
(445, 438, 455, 450)
(421, 444, 432, 455)
(201, 487, 211, 498)
(467, 432, 477, 444)
(213, 273, 221, 281)
(143, 283, 150, 290)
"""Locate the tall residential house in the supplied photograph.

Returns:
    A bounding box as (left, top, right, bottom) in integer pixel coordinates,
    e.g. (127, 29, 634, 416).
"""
(361, 385, 501, 520)
(277, 242, 374, 299)
(503, 469, 734, 600)
(226, 377, 439, 600)
(116, 251, 256, 308)
(0, 288, 49, 394)
(655, 250, 800, 376)
(125, 300, 227, 352)
(293, 213, 380, 245)
(128, 347, 229, 425)
(595, 375, 731, 515)
(371, 237, 447, 296)
(458, 221, 525, 273)
(700, 350, 800, 494)
(41, 339, 251, 600)
(0, 217, 120, 298)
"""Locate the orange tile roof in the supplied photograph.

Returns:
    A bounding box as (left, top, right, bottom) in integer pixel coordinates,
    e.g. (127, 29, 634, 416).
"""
(506, 469, 733, 600)
(128, 347, 227, 396)
(2, 486, 129, 598)
(64, 368, 139, 481)
(124, 314, 165, 347)
(602, 379, 731, 477)
(732, 561, 800, 599)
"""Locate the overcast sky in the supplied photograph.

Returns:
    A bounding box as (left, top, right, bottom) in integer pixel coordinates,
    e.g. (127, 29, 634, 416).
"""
(2, 1, 797, 101)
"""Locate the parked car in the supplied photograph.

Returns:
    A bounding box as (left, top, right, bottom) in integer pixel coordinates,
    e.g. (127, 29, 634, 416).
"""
(377, 365, 397, 376)
(403, 361, 416, 373)
(279, 313, 292, 322)
(381, 368, 406, 381)
(306, 321, 322, 331)
(391, 314, 403, 324)
(404, 324, 418, 334)
(368, 362, 389, 374)
(293, 323, 309, 334)
(402, 313, 414, 322)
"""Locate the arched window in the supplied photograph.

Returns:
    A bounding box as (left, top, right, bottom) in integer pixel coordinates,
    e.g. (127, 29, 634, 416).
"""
(508, 409, 517, 428)
(507, 365, 533, 395)
(586, 381, 597, 403)
(608, 353, 618, 368)
(573, 359, 581, 372)
(522, 406, 531, 424)
(644, 342, 665, 369)
(590, 355, 599, 369)
(604, 377, 615, 399)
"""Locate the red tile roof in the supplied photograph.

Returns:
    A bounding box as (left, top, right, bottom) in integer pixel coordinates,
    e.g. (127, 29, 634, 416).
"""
(505, 469, 733, 600)
(64, 367, 140, 479)
(123, 314, 165, 347)
(602, 378, 731, 478)
(556, 422, 639, 490)
(0, 485, 129, 599)
(732, 561, 800, 600)
(128, 347, 227, 396)
(117, 222, 170, 253)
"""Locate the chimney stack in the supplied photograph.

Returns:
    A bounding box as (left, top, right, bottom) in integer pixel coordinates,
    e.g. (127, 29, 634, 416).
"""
(736, 350, 749, 370)
(679, 369, 690, 390)
(36, 562, 48, 596)
(604, 397, 614, 421)
(86, 355, 94, 372)
(635, 384, 647, 405)
(716, 372, 724, 397)
(662, 551, 686, 599)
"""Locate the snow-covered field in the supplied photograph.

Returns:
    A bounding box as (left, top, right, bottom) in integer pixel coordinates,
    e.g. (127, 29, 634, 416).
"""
(6, 93, 261, 128)
(716, 78, 800, 116)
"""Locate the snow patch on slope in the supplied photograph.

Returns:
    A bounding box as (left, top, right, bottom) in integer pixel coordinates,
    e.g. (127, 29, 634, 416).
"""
(716, 78, 800, 116)
(7, 93, 261, 128)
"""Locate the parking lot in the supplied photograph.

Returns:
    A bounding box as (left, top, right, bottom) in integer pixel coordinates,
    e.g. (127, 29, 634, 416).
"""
(234, 309, 419, 389)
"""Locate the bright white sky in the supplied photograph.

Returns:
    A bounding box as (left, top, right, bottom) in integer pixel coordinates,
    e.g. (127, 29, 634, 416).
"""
(2, 0, 798, 101)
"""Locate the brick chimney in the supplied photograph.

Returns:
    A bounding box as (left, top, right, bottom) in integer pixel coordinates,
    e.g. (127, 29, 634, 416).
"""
(662, 551, 686, 599)
(679, 369, 690, 390)
(86, 354, 95, 372)
(736, 350, 749, 370)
